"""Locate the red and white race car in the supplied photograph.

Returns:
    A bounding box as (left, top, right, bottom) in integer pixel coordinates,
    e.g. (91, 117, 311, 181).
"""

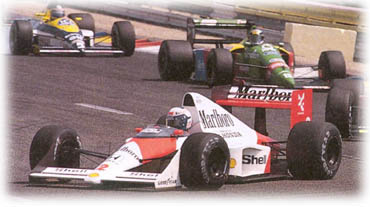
(29, 88, 342, 190)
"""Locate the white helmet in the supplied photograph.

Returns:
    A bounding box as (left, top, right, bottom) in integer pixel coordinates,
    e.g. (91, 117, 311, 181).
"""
(166, 107, 192, 130)
(50, 5, 65, 20)
(249, 29, 264, 45)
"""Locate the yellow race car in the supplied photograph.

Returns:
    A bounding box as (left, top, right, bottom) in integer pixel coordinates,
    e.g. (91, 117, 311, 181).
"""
(9, 5, 135, 56)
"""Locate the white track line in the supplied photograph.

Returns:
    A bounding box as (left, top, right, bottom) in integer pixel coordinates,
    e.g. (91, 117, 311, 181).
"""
(75, 103, 133, 115)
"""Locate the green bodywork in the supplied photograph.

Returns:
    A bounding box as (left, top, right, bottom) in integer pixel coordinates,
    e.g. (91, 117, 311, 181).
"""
(235, 40, 295, 88)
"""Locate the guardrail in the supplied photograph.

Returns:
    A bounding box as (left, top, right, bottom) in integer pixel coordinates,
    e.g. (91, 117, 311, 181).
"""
(61, 0, 364, 62)
(234, 0, 365, 32)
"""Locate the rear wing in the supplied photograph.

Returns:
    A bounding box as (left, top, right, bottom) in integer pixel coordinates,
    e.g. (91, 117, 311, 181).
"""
(211, 85, 313, 131)
(186, 18, 255, 47)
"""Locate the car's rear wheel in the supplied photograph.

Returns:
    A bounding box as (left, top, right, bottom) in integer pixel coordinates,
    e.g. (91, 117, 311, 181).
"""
(9, 20, 33, 55)
(29, 125, 81, 183)
(287, 121, 342, 180)
(111, 21, 136, 57)
(207, 48, 234, 88)
(325, 88, 355, 138)
(318, 51, 346, 80)
(158, 40, 194, 81)
(180, 133, 230, 190)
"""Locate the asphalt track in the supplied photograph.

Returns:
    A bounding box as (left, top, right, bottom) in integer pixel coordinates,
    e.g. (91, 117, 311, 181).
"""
(7, 49, 364, 202)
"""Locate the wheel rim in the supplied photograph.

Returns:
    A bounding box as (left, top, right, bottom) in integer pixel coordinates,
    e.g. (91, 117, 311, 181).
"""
(56, 138, 80, 167)
(207, 148, 227, 179)
(325, 137, 340, 167)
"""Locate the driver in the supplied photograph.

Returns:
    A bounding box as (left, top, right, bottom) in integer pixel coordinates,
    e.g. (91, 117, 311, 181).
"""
(50, 5, 65, 20)
(249, 29, 264, 45)
(166, 107, 192, 131)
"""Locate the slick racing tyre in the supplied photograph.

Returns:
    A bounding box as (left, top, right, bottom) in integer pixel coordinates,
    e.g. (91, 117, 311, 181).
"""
(287, 121, 342, 180)
(180, 133, 230, 190)
(111, 21, 136, 57)
(330, 78, 364, 105)
(158, 40, 194, 81)
(325, 88, 355, 138)
(318, 51, 346, 80)
(29, 125, 81, 183)
(207, 48, 234, 88)
(68, 13, 95, 33)
(9, 20, 33, 55)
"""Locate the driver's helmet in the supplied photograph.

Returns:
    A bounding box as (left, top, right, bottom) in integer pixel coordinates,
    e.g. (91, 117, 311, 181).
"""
(50, 5, 65, 20)
(166, 107, 192, 130)
(249, 29, 264, 45)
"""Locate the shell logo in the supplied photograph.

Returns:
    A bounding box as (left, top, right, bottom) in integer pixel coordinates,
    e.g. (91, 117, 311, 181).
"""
(230, 158, 236, 168)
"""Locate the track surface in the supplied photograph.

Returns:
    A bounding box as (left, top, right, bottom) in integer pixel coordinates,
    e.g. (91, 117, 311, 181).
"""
(8, 50, 363, 201)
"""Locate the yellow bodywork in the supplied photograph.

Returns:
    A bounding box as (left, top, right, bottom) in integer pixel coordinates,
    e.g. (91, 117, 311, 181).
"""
(35, 10, 79, 33)
(229, 43, 289, 55)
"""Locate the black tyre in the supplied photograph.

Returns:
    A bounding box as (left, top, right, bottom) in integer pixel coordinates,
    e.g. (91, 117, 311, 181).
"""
(111, 21, 136, 57)
(318, 51, 346, 80)
(180, 133, 230, 190)
(330, 78, 364, 105)
(29, 125, 81, 182)
(325, 88, 355, 138)
(9, 20, 33, 55)
(287, 121, 342, 180)
(206, 48, 233, 88)
(156, 115, 167, 125)
(68, 13, 95, 33)
(158, 40, 194, 81)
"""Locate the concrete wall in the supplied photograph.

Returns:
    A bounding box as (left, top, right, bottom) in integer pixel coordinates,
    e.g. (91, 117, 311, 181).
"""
(283, 23, 357, 63)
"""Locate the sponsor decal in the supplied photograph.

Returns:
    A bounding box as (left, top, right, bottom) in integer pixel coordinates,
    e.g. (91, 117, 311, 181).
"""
(263, 50, 280, 56)
(157, 177, 177, 186)
(54, 168, 88, 173)
(58, 18, 74, 26)
(129, 172, 159, 178)
(268, 62, 288, 71)
(141, 128, 161, 134)
(119, 146, 140, 161)
(97, 164, 109, 171)
(230, 158, 237, 168)
(199, 109, 234, 129)
(269, 58, 285, 63)
(65, 33, 83, 41)
(233, 87, 292, 102)
(242, 155, 267, 164)
(220, 131, 242, 138)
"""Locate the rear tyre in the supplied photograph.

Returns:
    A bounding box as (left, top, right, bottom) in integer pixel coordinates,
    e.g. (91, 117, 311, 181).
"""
(29, 125, 82, 183)
(180, 133, 230, 190)
(330, 79, 363, 105)
(68, 13, 95, 33)
(325, 88, 354, 138)
(111, 21, 136, 57)
(9, 20, 33, 55)
(158, 40, 194, 81)
(287, 121, 342, 180)
(318, 51, 346, 80)
(207, 48, 234, 88)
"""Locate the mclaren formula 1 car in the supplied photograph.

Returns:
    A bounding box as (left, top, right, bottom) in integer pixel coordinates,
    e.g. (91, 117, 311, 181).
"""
(29, 89, 342, 190)
(9, 6, 135, 56)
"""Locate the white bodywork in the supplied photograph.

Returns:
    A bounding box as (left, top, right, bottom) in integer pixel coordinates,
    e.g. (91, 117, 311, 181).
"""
(29, 92, 271, 189)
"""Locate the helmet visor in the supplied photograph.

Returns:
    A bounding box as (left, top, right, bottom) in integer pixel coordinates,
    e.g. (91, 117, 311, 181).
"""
(167, 114, 188, 130)
(51, 9, 65, 18)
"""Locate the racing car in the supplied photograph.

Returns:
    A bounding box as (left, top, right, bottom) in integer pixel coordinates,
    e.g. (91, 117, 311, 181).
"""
(28, 90, 342, 190)
(9, 5, 135, 56)
(157, 18, 347, 89)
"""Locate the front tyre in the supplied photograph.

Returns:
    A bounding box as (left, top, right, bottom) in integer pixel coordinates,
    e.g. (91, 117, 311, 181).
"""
(180, 133, 230, 190)
(207, 48, 233, 88)
(158, 40, 194, 81)
(111, 21, 136, 57)
(287, 121, 342, 180)
(318, 51, 346, 80)
(9, 20, 33, 55)
(29, 125, 82, 183)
